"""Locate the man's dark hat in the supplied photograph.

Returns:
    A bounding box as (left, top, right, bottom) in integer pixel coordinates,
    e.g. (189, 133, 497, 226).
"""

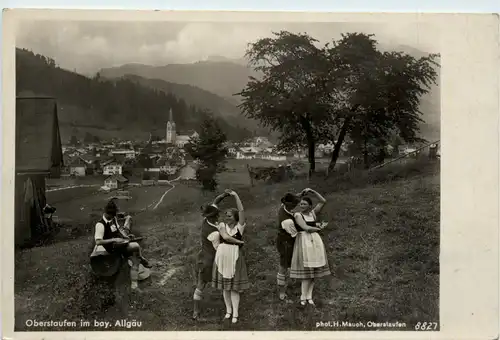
(105, 199, 118, 216)
(201, 204, 220, 218)
(281, 192, 300, 205)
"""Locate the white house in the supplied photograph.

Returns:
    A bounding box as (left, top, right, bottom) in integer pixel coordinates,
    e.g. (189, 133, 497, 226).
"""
(103, 162, 123, 175)
(260, 153, 287, 161)
(175, 130, 199, 149)
(318, 142, 335, 153)
(240, 146, 262, 154)
(144, 167, 161, 172)
(179, 163, 197, 180)
(161, 165, 178, 175)
(158, 160, 179, 175)
(104, 174, 128, 189)
(69, 158, 87, 177)
(236, 151, 257, 160)
(250, 136, 273, 148)
(175, 136, 191, 149)
(111, 149, 136, 159)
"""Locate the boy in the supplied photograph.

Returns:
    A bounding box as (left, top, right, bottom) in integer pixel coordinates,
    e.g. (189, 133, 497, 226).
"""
(192, 191, 243, 320)
(276, 192, 301, 302)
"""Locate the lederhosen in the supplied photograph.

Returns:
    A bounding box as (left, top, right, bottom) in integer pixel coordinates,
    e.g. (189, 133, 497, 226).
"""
(100, 217, 129, 255)
(197, 218, 218, 283)
(276, 205, 298, 268)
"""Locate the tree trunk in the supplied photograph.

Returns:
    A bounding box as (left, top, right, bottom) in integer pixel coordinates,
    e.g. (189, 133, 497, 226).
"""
(363, 139, 370, 169)
(300, 116, 316, 178)
(327, 116, 351, 175)
(307, 138, 316, 178)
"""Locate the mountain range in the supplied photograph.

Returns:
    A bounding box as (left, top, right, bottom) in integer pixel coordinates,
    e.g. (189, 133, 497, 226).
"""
(15, 48, 259, 143)
(100, 45, 441, 142)
(116, 74, 260, 130)
(100, 59, 260, 104)
(16, 43, 440, 145)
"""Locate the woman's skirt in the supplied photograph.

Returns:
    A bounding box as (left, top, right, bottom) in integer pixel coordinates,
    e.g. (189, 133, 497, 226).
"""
(290, 232, 331, 279)
(212, 245, 250, 292)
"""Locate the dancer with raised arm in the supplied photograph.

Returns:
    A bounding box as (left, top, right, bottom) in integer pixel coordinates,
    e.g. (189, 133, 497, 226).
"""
(192, 191, 243, 320)
(212, 189, 248, 324)
(290, 188, 331, 306)
(276, 192, 301, 303)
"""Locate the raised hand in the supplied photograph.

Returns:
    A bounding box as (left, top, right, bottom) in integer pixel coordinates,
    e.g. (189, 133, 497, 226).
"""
(225, 189, 237, 196)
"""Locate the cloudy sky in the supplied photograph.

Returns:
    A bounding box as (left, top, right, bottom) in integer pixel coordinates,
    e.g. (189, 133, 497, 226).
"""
(16, 20, 438, 75)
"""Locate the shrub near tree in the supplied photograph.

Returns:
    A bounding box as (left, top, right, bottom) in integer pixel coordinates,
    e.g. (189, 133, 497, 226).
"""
(185, 113, 228, 192)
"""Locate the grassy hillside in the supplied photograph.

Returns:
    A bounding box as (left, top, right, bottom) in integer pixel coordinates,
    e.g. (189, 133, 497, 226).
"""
(15, 159, 439, 331)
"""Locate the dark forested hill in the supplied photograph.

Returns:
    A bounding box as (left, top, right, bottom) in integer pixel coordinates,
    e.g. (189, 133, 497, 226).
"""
(15, 48, 255, 142)
(117, 74, 240, 117)
(99, 60, 260, 102)
(115, 74, 266, 135)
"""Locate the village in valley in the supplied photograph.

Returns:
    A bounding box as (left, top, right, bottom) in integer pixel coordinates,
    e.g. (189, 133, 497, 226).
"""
(60, 107, 433, 192)
(59, 108, 311, 191)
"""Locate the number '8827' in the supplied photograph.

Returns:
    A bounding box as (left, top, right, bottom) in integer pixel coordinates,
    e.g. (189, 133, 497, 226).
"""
(414, 322, 438, 331)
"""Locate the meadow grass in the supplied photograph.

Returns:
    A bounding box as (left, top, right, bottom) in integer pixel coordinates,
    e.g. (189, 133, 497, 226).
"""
(14, 159, 439, 331)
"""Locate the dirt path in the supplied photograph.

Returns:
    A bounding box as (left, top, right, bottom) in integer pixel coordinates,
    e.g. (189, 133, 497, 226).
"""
(46, 184, 99, 192)
(152, 177, 180, 210)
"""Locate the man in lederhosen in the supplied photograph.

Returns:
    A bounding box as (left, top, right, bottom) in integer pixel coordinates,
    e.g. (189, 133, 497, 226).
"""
(192, 191, 244, 320)
(276, 192, 301, 302)
(94, 200, 151, 289)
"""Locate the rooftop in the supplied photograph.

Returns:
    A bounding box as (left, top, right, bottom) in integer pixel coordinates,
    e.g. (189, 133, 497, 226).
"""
(16, 97, 63, 173)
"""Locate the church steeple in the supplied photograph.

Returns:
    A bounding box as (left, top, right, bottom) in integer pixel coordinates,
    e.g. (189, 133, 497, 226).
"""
(169, 108, 174, 123)
(166, 108, 176, 144)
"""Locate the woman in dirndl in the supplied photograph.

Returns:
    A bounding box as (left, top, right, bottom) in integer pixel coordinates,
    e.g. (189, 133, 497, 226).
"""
(211, 189, 249, 324)
(290, 188, 331, 306)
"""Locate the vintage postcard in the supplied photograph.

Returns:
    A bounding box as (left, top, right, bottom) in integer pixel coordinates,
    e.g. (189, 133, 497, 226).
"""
(1, 9, 498, 340)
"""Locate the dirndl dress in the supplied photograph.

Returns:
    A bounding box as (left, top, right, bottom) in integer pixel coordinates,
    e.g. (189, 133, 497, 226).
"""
(212, 223, 250, 292)
(290, 211, 331, 279)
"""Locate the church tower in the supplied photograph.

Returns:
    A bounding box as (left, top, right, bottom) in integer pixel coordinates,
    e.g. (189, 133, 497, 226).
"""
(166, 108, 176, 144)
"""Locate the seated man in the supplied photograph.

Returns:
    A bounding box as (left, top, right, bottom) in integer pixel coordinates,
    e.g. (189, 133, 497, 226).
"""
(94, 200, 152, 271)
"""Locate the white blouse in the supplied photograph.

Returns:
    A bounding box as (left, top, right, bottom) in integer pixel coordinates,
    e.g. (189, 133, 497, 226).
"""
(281, 205, 298, 237)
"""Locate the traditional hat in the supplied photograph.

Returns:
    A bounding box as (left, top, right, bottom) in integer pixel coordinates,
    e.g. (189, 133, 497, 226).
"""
(280, 192, 300, 205)
(201, 204, 220, 218)
(105, 199, 118, 216)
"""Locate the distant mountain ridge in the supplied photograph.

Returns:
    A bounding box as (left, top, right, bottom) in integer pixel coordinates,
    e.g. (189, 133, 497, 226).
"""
(117, 74, 240, 117)
(100, 60, 260, 103)
(15, 48, 256, 142)
(117, 74, 266, 133)
(100, 45, 440, 141)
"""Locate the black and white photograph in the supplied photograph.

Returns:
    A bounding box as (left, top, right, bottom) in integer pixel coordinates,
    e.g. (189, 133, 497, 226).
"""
(2, 9, 498, 339)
